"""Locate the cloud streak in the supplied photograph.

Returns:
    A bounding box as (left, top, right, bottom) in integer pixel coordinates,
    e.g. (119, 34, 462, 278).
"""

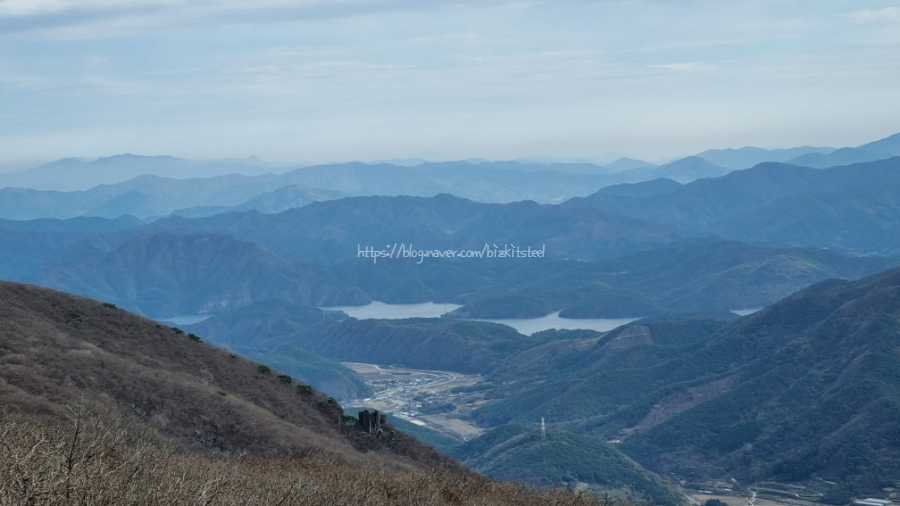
(0, 0, 537, 38)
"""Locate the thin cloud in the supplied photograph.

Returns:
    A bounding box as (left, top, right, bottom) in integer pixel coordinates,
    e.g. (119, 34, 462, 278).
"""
(0, 0, 530, 38)
(848, 7, 900, 24)
(652, 62, 713, 72)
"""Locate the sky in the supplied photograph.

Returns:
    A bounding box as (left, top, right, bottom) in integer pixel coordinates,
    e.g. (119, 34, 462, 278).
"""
(1, 0, 899, 171)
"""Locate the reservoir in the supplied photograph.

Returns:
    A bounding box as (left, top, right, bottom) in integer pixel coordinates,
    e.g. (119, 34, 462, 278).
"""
(164, 302, 763, 336)
(481, 312, 637, 336)
(322, 301, 638, 336)
(325, 301, 463, 319)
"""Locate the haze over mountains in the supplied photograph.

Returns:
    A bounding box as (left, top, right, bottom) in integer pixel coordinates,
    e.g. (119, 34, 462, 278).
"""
(786, 132, 900, 168)
(1, 132, 895, 222)
(0, 155, 298, 191)
(0, 132, 880, 219)
(4, 130, 900, 503)
(2, 156, 900, 324)
(694, 145, 836, 169)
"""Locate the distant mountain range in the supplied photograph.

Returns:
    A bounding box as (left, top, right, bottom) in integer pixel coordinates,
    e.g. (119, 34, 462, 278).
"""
(615, 156, 730, 184)
(786, 132, 900, 168)
(0, 153, 898, 323)
(4, 156, 900, 322)
(28, 232, 370, 317)
(0, 159, 697, 220)
(144, 193, 690, 264)
(1, 131, 897, 222)
(566, 156, 900, 253)
(0, 173, 343, 220)
(0, 154, 298, 191)
(695, 145, 835, 169)
(167, 184, 347, 218)
(690, 132, 899, 170)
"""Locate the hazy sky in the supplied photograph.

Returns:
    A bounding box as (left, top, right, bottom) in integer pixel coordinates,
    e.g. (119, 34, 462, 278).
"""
(2, 0, 899, 169)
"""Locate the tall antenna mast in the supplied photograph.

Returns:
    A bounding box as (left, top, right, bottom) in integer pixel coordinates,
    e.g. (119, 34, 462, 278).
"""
(541, 417, 546, 442)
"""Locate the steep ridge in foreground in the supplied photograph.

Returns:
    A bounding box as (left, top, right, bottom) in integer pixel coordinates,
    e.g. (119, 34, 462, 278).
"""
(0, 280, 447, 470)
(0, 280, 684, 505)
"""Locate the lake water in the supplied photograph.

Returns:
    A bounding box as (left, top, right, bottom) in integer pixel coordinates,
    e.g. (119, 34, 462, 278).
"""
(322, 301, 463, 319)
(162, 303, 764, 336)
(322, 302, 638, 336)
(481, 312, 637, 336)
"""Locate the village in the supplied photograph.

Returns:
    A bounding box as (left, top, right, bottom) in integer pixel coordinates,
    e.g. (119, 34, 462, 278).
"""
(343, 362, 489, 441)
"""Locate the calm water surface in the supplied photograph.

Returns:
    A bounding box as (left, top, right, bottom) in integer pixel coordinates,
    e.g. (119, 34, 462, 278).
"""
(322, 302, 638, 336)
(323, 301, 463, 319)
(163, 303, 764, 336)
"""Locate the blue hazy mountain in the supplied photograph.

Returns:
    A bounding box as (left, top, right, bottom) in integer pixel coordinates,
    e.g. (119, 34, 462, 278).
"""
(602, 157, 657, 172)
(167, 184, 347, 218)
(0, 174, 340, 220)
(4, 156, 900, 322)
(694, 145, 835, 169)
(0, 160, 656, 220)
(0, 156, 736, 221)
(565, 157, 900, 254)
(28, 232, 370, 317)
(146, 193, 690, 264)
(0, 154, 296, 191)
(594, 178, 683, 198)
(614, 156, 730, 183)
(787, 131, 900, 168)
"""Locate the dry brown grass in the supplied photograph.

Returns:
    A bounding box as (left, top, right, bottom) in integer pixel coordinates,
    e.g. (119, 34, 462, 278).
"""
(0, 280, 457, 472)
(1, 406, 607, 506)
(0, 281, 626, 505)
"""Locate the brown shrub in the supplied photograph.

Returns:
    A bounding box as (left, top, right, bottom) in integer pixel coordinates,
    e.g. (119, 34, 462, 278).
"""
(0, 407, 607, 506)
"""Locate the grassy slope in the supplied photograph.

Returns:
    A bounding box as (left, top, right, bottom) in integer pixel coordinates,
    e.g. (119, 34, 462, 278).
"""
(0, 280, 453, 471)
(187, 300, 371, 401)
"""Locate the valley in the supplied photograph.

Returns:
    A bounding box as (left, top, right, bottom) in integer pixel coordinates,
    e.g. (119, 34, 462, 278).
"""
(6, 5, 900, 504)
(344, 362, 488, 441)
(3, 136, 900, 505)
